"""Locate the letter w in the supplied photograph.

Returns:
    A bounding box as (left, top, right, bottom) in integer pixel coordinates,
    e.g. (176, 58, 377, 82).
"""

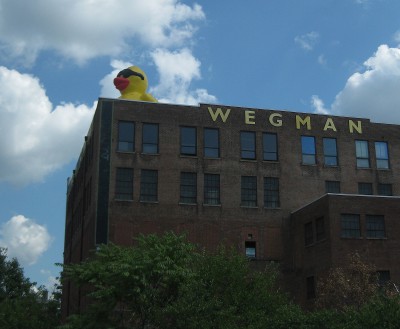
(208, 107, 231, 123)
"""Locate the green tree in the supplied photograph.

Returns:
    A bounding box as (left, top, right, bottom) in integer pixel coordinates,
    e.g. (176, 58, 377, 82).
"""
(61, 232, 196, 329)
(0, 248, 61, 329)
(315, 252, 379, 312)
(61, 233, 303, 329)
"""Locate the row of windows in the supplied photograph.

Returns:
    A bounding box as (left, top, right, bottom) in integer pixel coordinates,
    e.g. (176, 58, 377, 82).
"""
(115, 168, 280, 208)
(118, 121, 390, 169)
(304, 214, 386, 247)
(325, 181, 393, 196)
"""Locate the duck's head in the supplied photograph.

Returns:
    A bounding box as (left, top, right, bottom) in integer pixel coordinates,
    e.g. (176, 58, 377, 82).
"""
(113, 66, 148, 96)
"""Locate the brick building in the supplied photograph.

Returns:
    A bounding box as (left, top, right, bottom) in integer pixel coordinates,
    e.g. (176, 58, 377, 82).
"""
(62, 98, 400, 316)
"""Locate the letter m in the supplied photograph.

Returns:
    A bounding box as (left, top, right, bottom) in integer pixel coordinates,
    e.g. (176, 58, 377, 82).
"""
(208, 107, 231, 123)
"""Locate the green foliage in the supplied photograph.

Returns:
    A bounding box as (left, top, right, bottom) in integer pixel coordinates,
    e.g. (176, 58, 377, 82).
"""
(315, 253, 379, 312)
(61, 235, 400, 329)
(0, 248, 61, 329)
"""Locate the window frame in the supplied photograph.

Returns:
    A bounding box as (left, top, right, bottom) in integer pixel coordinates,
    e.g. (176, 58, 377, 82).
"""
(264, 177, 280, 208)
(117, 121, 135, 152)
(180, 172, 197, 204)
(204, 173, 220, 205)
(323, 137, 338, 166)
(378, 183, 392, 196)
(341, 214, 361, 238)
(241, 176, 257, 207)
(366, 215, 386, 239)
(358, 182, 373, 195)
(240, 131, 256, 160)
(245, 241, 256, 259)
(355, 140, 370, 168)
(180, 126, 197, 156)
(142, 123, 159, 154)
(204, 128, 220, 158)
(263, 132, 278, 161)
(140, 169, 158, 202)
(115, 168, 133, 200)
(301, 136, 316, 165)
(375, 141, 389, 169)
(325, 180, 341, 193)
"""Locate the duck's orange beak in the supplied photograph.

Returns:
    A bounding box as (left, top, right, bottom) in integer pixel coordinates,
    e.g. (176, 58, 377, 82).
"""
(113, 77, 129, 91)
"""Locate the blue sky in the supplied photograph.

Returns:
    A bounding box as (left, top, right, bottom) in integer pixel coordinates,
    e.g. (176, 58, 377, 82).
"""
(1, 0, 400, 290)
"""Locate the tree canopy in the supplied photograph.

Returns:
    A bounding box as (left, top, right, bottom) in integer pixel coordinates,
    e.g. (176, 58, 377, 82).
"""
(0, 248, 60, 329)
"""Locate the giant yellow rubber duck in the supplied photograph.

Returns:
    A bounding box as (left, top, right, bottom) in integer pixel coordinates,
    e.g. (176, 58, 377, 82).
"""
(113, 66, 157, 102)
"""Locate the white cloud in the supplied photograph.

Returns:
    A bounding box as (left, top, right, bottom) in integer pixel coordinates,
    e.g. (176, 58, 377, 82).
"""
(311, 95, 329, 115)
(0, 0, 205, 65)
(294, 32, 319, 51)
(0, 66, 95, 185)
(150, 48, 216, 104)
(311, 45, 400, 124)
(0, 215, 52, 266)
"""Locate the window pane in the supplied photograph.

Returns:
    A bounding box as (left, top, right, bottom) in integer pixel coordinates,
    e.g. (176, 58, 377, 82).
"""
(358, 182, 373, 195)
(142, 124, 158, 154)
(115, 168, 133, 200)
(263, 133, 278, 161)
(356, 140, 370, 168)
(375, 142, 389, 169)
(181, 127, 197, 156)
(241, 131, 256, 159)
(118, 121, 135, 152)
(323, 138, 338, 166)
(301, 136, 316, 165)
(325, 181, 340, 193)
(341, 214, 361, 238)
(140, 170, 158, 202)
(180, 172, 197, 203)
(245, 241, 256, 258)
(366, 215, 385, 238)
(204, 174, 220, 205)
(204, 128, 219, 158)
(241, 176, 257, 207)
(264, 177, 280, 208)
(378, 183, 392, 196)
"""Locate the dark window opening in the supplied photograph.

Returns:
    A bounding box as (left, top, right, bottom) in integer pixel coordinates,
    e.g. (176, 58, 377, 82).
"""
(301, 136, 316, 165)
(118, 121, 135, 152)
(366, 215, 385, 238)
(358, 182, 373, 195)
(323, 137, 338, 166)
(378, 183, 392, 196)
(341, 214, 361, 238)
(241, 131, 256, 159)
(140, 169, 158, 202)
(241, 176, 257, 207)
(245, 241, 256, 259)
(325, 180, 340, 193)
(142, 123, 159, 154)
(115, 168, 133, 200)
(204, 128, 219, 158)
(180, 126, 197, 156)
(263, 132, 278, 161)
(204, 174, 220, 205)
(180, 172, 197, 204)
(356, 140, 370, 168)
(264, 177, 280, 208)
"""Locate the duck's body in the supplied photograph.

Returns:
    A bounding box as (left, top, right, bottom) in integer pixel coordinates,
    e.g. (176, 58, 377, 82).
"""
(113, 66, 157, 102)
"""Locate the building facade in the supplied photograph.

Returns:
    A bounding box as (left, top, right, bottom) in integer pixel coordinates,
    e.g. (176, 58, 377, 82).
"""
(62, 98, 400, 316)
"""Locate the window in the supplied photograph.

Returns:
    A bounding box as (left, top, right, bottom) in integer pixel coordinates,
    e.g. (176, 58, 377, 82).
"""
(301, 136, 316, 165)
(115, 168, 133, 200)
(366, 215, 385, 238)
(304, 222, 313, 246)
(204, 128, 219, 158)
(306, 276, 316, 299)
(241, 176, 257, 207)
(378, 183, 392, 196)
(358, 182, 373, 195)
(204, 174, 220, 205)
(377, 271, 391, 285)
(245, 241, 256, 259)
(375, 142, 389, 169)
(325, 181, 340, 193)
(140, 169, 158, 202)
(264, 177, 280, 208)
(355, 140, 370, 168)
(241, 131, 256, 159)
(118, 121, 135, 152)
(142, 123, 159, 154)
(323, 138, 338, 166)
(180, 126, 197, 156)
(341, 214, 361, 238)
(180, 172, 197, 204)
(263, 133, 278, 161)
(316, 217, 325, 241)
